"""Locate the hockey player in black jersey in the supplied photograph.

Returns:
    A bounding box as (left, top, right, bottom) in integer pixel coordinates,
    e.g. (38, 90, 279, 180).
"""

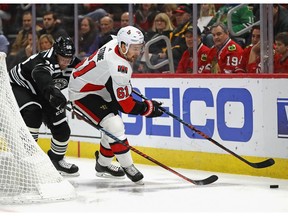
(9, 36, 81, 176)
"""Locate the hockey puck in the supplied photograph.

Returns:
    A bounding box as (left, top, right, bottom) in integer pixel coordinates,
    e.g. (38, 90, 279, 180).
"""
(270, 185, 279, 189)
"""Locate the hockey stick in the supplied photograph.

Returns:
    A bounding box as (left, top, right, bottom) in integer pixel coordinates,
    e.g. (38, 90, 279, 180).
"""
(66, 105, 218, 185)
(132, 90, 275, 169)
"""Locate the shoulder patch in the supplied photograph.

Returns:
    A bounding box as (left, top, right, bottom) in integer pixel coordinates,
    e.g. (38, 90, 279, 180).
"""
(228, 44, 237, 51)
(201, 54, 207, 61)
(117, 65, 128, 74)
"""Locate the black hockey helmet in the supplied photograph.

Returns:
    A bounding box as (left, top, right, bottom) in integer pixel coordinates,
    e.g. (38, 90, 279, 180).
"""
(53, 36, 75, 58)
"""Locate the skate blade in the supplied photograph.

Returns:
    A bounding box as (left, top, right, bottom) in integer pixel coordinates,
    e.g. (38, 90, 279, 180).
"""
(133, 179, 144, 185)
(58, 171, 80, 177)
(96, 172, 125, 179)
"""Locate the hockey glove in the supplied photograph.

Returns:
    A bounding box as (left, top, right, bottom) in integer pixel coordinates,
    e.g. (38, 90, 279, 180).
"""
(141, 100, 163, 118)
(44, 85, 67, 110)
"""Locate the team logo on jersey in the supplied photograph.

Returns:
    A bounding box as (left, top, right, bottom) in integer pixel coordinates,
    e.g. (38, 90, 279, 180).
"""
(201, 54, 207, 61)
(53, 78, 68, 89)
(228, 44, 236, 51)
(118, 65, 128, 74)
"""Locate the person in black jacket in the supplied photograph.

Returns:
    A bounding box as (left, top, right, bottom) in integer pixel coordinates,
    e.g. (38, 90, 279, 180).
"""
(9, 36, 81, 176)
(273, 4, 288, 38)
(160, 5, 192, 71)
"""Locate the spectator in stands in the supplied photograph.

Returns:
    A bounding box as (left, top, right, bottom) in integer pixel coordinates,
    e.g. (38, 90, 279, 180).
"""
(274, 32, 288, 73)
(199, 4, 216, 18)
(198, 4, 216, 33)
(201, 22, 243, 74)
(120, 12, 130, 28)
(78, 4, 108, 32)
(247, 32, 288, 73)
(7, 31, 35, 70)
(134, 4, 159, 32)
(203, 4, 254, 48)
(37, 11, 69, 39)
(160, 4, 177, 27)
(176, 26, 210, 73)
(161, 4, 192, 71)
(145, 12, 174, 56)
(0, 33, 9, 54)
(273, 4, 288, 38)
(8, 11, 41, 59)
(78, 17, 97, 59)
(235, 25, 260, 73)
(88, 15, 116, 54)
(136, 12, 175, 73)
(38, 34, 54, 51)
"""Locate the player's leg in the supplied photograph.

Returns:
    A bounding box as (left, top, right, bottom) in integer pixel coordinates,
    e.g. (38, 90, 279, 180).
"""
(73, 95, 144, 184)
(95, 134, 125, 178)
(44, 105, 79, 176)
(12, 85, 42, 143)
(100, 115, 144, 184)
(72, 95, 125, 178)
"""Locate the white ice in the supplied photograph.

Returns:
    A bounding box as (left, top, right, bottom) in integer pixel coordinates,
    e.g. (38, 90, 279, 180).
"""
(0, 157, 287, 215)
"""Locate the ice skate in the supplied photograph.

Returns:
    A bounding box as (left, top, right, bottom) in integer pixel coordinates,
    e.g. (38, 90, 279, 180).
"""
(123, 164, 144, 185)
(95, 151, 125, 178)
(48, 150, 79, 177)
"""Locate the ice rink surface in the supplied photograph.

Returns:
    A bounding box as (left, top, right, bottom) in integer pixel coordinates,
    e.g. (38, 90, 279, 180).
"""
(0, 157, 287, 215)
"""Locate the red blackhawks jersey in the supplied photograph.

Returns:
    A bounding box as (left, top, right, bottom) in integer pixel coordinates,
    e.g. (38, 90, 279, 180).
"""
(201, 39, 243, 74)
(234, 44, 256, 73)
(176, 43, 210, 73)
(246, 53, 288, 73)
(274, 53, 288, 73)
(69, 39, 139, 114)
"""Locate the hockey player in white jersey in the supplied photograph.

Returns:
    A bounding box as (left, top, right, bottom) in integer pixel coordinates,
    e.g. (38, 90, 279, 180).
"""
(69, 26, 163, 184)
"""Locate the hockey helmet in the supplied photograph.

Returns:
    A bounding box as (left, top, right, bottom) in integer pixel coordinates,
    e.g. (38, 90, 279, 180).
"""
(53, 36, 75, 58)
(117, 26, 144, 54)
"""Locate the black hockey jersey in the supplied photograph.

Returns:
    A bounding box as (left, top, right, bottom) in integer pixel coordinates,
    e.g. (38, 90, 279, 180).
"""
(9, 47, 80, 96)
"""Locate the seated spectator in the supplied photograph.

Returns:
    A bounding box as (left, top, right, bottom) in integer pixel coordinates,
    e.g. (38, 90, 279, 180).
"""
(134, 4, 159, 32)
(160, 4, 177, 27)
(9, 11, 41, 56)
(235, 25, 260, 73)
(7, 31, 36, 70)
(38, 34, 54, 51)
(88, 15, 116, 54)
(247, 32, 288, 73)
(120, 11, 130, 28)
(198, 4, 216, 33)
(161, 4, 192, 71)
(274, 32, 288, 73)
(176, 26, 210, 73)
(138, 12, 174, 72)
(78, 17, 97, 59)
(37, 11, 69, 39)
(201, 22, 243, 74)
(203, 4, 254, 48)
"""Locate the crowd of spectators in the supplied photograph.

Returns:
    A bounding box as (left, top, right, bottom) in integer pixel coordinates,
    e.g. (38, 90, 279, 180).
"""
(1, 3, 288, 74)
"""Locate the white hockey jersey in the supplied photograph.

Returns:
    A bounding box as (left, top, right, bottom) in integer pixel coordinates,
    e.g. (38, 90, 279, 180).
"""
(69, 39, 138, 114)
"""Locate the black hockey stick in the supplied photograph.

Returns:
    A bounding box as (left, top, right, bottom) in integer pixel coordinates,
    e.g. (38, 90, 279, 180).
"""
(132, 90, 275, 169)
(66, 105, 218, 185)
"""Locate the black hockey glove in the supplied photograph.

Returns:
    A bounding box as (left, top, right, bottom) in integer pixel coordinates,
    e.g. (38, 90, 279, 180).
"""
(44, 85, 67, 110)
(141, 100, 163, 118)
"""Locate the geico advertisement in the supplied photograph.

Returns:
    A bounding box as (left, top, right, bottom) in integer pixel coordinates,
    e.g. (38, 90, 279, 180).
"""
(41, 78, 288, 158)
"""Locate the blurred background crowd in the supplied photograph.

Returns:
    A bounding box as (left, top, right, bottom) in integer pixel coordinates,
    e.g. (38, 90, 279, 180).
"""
(0, 3, 287, 74)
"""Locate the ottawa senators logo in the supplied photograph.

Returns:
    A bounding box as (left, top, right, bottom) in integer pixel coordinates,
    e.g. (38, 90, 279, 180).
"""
(117, 65, 128, 73)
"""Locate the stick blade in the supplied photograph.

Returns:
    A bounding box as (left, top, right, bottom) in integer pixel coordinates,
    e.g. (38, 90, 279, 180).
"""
(192, 175, 218, 185)
(249, 158, 275, 168)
